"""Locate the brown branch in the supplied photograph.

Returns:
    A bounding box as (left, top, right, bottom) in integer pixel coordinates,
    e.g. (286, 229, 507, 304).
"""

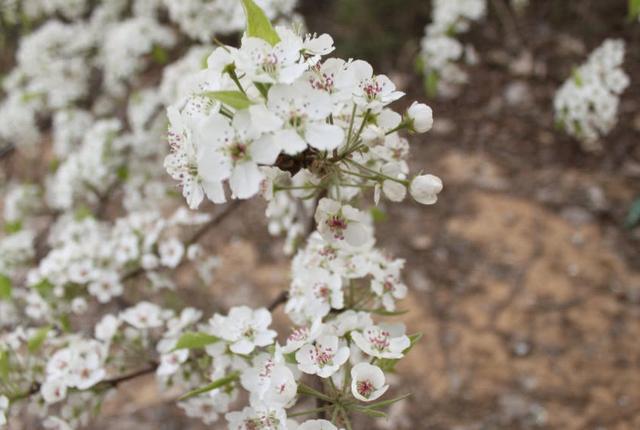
(267, 290, 289, 312)
(121, 200, 243, 283)
(19, 362, 159, 401)
(185, 200, 242, 247)
(0, 143, 14, 159)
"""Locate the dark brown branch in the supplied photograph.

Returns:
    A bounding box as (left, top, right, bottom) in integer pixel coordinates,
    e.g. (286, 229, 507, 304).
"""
(0, 143, 14, 158)
(121, 200, 242, 283)
(185, 200, 242, 247)
(267, 290, 289, 312)
(101, 362, 159, 388)
(20, 362, 159, 400)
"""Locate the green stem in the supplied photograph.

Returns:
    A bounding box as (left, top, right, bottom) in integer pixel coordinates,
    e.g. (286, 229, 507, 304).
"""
(298, 382, 333, 402)
(288, 406, 331, 418)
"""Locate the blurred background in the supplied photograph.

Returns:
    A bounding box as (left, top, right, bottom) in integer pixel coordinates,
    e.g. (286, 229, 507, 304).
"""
(2, 0, 640, 429)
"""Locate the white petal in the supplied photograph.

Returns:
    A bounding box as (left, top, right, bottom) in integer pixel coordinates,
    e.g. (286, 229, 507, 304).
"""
(202, 179, 226, 204)
(344, 222, 371, 247)
(249, 104, 283, 133)
(230, 162, 263, 199)
(249, 135, 281, 165)
(274, 129, 307, 155)
(305, 123, 344, 151)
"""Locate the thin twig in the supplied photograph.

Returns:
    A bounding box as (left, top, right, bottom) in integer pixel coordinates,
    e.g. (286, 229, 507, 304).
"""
(0, 143, 14, 158)
(121, 201, 243, 283)
(267, 290, 289, 312)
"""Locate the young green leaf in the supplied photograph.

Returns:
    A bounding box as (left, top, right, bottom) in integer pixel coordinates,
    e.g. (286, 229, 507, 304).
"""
(241, 0, 280, 46)
(4, 220, 22, 234)
(28, 325, 51, 353)
(33, 279, 54, 298)
(202, 91, 253, 110)
(425, 71, 439, 98)
(625, 197, 640, 229)
(0, 350, 9, 382)
(172, 331, 220, 351)
(0, 274, 11, 300)
(629, 0, 640, 20)
(179, 371, 239, 400)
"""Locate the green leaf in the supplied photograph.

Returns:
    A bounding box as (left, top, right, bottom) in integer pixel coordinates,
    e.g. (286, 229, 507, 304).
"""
(116, 165, 129, 181)
(0, 274, 11, 300)
(241, 0, 280, 46)
(0, 350, 9, 382)
(59, 314, 72, 333)
(629, 0, 640, 20)
(370, 207, 387, 223)
(4, 220, 22, 234)
(377, 332, 422, 372)
(359, 393, 412, 410)
(74, 205, 93, 221)
(202, 91, 253, 110)
(353, 307, 408, 316)
(151, 45, 169, 64)
(425, 71, 439, 98)
(625, 197, 640, 229)
(28, 326, 51, 353)
(173, 331, 220, 351)
(283, 351, 297, 364)
(353, 406, 388, 418)
(179, 372, 239, 400)
(33, 279, 54, 298)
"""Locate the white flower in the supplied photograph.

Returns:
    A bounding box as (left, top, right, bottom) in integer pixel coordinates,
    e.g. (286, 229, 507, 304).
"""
(554, 39, 629, 145)
(379, 163, 407, 203)
(350, 363, 388, 402)
(314, 198, 372, 247)
(157, 348, 189, 376)
(286, 267, 343, 320)
(351, 324, 410, 359)
(235, 27, 307, 84)
(196, 110, 281, 200)
(409, 174, 443, 205)
(370, 271, 408, 312)
(88, 271, 123, 303)
(94, 314, 120, 341)
(43, 340, 107, 399)
(41, 378, 68, 404)
(349, 60, 404, 111)
(241, 354, 297, 408)
(164, 106, 227, 209)
(159, 238, 185, 268)
(298, 419, 340, 430)
(267, 81, 345, 154)
(282, 319, 323, 353)
(178, 391, 234, 425)
(407, 102, 433, 133)
(120, 301, 165, 329)
(226, 405, 288, 430)
(210, 306, 277, 355)
(296, 335, 350, 378)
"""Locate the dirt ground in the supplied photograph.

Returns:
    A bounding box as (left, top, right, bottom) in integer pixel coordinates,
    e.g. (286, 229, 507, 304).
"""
(4, 1, 640, 429)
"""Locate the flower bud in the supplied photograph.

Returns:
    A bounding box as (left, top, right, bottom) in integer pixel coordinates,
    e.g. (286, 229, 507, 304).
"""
(410, 174, 443, 205)
(407, 102, 433, 133)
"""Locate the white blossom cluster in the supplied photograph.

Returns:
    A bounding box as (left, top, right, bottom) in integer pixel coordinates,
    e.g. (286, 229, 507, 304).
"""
(163, 0, 297, 42)
(419, 0, 486, 97)
(0, 0, 89, 24)
(0, 1, 441, 429)
(554, 39, 629, 147)
(153, 3, 441, 428)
